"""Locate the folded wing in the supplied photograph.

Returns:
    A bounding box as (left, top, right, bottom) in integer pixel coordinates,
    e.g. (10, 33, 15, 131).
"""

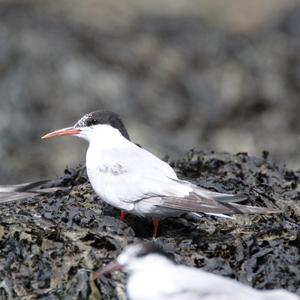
(156, 192, 280, 215)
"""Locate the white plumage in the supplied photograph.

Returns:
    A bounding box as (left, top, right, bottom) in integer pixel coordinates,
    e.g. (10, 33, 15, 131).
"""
(95, 243, 299, 300)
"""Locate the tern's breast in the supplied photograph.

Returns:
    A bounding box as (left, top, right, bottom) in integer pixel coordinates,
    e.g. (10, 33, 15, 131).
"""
(86, 146, 134, 211)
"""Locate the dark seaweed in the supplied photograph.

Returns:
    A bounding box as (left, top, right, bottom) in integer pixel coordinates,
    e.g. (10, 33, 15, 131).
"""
(0, 150, 299, 299)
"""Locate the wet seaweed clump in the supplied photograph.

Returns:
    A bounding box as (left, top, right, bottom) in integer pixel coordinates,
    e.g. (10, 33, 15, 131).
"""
(0, 150, 299, 299)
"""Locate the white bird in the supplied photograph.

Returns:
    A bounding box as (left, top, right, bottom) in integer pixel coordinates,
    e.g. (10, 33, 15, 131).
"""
(42, 111, 279, 237)
(93, 242, 299, 300)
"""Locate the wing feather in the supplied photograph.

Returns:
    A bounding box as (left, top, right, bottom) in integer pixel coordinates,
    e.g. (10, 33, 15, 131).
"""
(156, 192, 280, 215)
(0, 180, 66, 203)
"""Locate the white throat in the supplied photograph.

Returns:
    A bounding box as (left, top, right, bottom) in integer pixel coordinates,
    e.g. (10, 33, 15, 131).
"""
(87, 124, 130, 149)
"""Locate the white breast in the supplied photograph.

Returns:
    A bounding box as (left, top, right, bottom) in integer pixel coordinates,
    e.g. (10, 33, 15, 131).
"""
(86, 146, 135, 211)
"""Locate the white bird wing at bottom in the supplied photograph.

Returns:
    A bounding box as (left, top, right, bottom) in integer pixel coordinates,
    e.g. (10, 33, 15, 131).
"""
(127, 255, 299, 300)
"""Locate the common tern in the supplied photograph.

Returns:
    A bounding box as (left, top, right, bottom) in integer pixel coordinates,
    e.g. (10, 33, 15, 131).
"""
(42, 111, 279, 237)
(93, 242, 299, 300)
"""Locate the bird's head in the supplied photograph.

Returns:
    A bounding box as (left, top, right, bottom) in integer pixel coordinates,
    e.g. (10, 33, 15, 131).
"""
(41, 110, 130, 142)
(92, 242, 169, 279)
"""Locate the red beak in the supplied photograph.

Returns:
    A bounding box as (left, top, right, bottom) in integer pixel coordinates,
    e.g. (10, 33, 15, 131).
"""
(41, 127, 81, 139)
(92, 261, 122, 280)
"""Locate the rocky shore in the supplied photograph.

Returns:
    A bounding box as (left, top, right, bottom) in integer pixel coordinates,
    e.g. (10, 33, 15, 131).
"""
(0, 150, 299, 299)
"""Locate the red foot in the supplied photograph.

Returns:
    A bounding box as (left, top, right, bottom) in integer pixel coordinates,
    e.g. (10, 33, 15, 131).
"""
(119, 211, 127, 221)
(153, 219, 160, 238)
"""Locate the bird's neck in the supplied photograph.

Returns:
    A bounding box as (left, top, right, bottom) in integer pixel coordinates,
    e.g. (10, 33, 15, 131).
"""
(88, 125, 131, 150)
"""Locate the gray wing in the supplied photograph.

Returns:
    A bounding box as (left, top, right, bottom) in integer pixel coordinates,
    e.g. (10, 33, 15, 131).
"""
(0, 180, 64, 203)
(176, 178, 249, 203)
(155, 192, 280, 215)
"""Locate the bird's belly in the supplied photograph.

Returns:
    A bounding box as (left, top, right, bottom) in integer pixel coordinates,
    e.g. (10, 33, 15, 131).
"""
(86, 165, 134, 211)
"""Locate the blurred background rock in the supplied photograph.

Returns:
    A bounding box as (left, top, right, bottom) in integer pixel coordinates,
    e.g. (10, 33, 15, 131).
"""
(0, 0, 299, 183)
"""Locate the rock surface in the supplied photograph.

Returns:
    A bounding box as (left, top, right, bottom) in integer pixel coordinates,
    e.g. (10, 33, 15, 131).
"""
(0, 150, 299, 299)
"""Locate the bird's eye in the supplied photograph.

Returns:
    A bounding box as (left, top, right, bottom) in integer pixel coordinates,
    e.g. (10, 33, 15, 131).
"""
(86, 119, 98, 126)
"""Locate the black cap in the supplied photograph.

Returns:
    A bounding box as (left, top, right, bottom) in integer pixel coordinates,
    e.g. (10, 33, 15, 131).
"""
(74, 110, 130, 140)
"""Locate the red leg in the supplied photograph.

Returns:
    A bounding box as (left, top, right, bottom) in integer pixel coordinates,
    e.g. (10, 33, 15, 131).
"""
(153, 219, 160, 238)
(119, 211, 127, 221)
